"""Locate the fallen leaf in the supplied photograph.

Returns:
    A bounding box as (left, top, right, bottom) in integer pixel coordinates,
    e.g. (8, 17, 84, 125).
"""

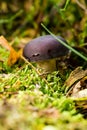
(0, 35, 11, 51)
(71, 76, 87, 98)
(0, 35, 22, 66)
(7, 48, 23, 66)
(72, 89, 87, 98)
(72, 81, 81, 95)
(65, 67, 87, 91)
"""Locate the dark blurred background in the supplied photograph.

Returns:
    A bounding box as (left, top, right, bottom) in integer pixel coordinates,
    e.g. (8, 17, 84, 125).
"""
(0, 0, 87, 46)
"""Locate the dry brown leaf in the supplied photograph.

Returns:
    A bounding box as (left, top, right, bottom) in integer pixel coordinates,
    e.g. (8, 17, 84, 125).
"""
(7, 48, 23, 66)
(72, 89, 87, 98)
(72, 81, 81, 94)
(65, 67, 87, 89)
(0, 35, 12, 51)
(71, 76, 87, 98)
(0, 35, 22, 66)
(65, 67, 87, 97)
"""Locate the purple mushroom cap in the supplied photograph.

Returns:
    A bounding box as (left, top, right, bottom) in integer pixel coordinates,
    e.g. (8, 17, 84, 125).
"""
(23, 35, 69, 62)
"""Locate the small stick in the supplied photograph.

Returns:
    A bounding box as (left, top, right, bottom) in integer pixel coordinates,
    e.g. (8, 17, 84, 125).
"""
(76, 0, 87, 13)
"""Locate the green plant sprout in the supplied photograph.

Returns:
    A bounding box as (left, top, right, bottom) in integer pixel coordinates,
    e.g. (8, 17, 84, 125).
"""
(61, 0, 71, 11)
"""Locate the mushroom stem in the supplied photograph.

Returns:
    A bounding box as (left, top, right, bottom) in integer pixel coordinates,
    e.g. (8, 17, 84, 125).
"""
(36, 59, 57, 74)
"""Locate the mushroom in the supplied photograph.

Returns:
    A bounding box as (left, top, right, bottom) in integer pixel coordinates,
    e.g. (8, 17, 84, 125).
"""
(23, 35, 69, 74)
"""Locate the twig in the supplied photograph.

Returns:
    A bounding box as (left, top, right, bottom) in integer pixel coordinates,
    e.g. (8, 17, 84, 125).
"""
(76, 0, 87, 14)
